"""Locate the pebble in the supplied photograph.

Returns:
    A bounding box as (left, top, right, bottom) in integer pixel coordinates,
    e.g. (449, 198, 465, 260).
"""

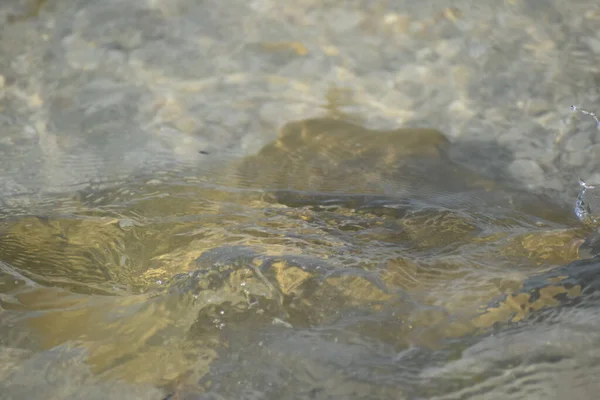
(118, 218, 135, 229)
(507, 159, 545, 188)
(564, 130, 593, 153)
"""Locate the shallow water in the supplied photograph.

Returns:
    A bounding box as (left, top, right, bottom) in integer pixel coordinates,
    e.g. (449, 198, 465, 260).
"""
(0, 118, 595, 399)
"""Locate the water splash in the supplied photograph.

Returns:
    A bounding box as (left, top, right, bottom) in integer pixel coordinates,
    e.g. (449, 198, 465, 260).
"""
(571, 106, 600, 223)
(575, 178, 597, 223)
(571, 105, 600, 127)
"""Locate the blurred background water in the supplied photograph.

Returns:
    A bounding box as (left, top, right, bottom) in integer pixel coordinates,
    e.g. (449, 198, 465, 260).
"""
(1, 0, 600, 399)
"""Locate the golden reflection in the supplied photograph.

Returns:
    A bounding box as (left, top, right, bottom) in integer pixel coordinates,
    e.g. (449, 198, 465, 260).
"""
(473, 284, 582, 329)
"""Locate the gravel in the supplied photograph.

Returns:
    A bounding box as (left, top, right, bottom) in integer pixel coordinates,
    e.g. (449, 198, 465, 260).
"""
(0, 0, 599, 207)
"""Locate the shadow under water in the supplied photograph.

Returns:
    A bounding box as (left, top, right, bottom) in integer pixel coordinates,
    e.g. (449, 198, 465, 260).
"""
(0, 118, 596, 399)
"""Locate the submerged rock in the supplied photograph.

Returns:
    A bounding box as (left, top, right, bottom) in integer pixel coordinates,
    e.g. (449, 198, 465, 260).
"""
(0, 118, 592, 392)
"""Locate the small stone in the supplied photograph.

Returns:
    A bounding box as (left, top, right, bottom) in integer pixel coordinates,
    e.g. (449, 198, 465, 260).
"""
(326, 9, 363, 33)
(585, 36, 600, 55)
(583, 173, 600, 187)
(565, 130, 592, 153)
(525, 98, 552, 116)
(507, 159, 545, 187)
(118, 219, 135, 229)
(383, 13, 400, 25)
(448, 99, 475, 120)
(564, 150, 587, 168)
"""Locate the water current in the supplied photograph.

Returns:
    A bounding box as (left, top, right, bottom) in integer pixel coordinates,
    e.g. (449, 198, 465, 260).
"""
(2, 118, 600, 399)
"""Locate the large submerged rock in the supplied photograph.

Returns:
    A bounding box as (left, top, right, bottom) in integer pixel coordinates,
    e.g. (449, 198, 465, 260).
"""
(0, 118, 592, 394)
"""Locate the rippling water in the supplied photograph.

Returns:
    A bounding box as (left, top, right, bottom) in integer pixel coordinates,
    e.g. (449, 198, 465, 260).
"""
(1, 118, 598, 399)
